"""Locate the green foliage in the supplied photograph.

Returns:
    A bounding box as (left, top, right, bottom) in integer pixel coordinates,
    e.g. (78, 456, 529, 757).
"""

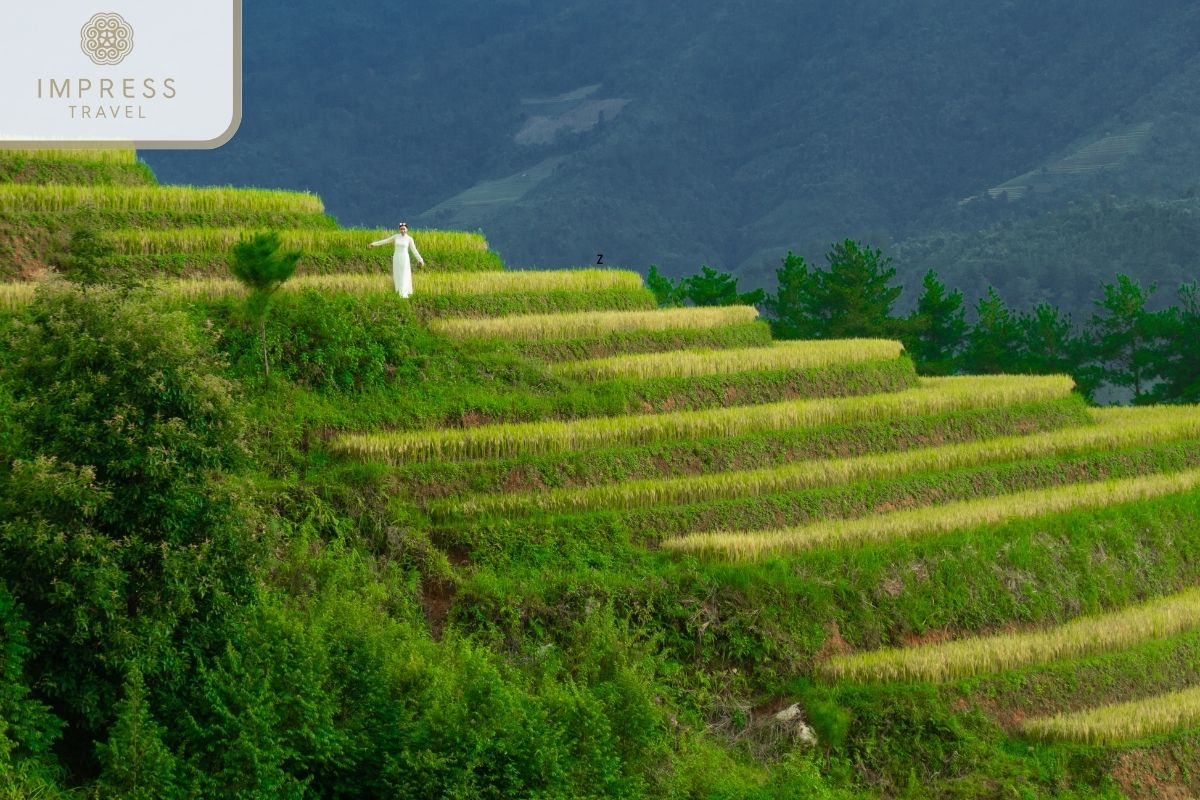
(53, 224, 119, 285)
(199, 289, 434, 391)
(763, 251, 814, 340)
(904, 269, 966, 376)
(764, 241, 907, 340)
(1149, 281, 1200, 403)
(681, 265, 766, 307)
(646, 264, 685, 307)
(1081, 274, 1164, 403)
(229, 230, 302, 377)
(1019, 302, 1077, 377)
(960, 287, 1024, 374)
(0, 586, 62, 782)
(95, 667, 179, 800)
(0, 284, 259, 770)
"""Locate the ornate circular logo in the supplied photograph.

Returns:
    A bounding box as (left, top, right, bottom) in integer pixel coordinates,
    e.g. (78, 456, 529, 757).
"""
(80, 12, 134, 66)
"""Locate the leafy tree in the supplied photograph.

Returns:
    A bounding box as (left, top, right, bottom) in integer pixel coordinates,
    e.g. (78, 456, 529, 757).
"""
(681, 265, 765, 307)
(961, 287, 1024, 374)
(0, 586, 62, 784)
(1081, 274, 1162, 402)
(764, 251, 818, 340)
(0, 284, 258, 769)
(904, 269, 966, 375)
(229, 230, 302, 377)
(645, 264, 684, 307)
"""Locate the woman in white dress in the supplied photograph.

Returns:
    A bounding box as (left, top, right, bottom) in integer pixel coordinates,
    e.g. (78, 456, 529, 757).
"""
(369, 221, 425, 298)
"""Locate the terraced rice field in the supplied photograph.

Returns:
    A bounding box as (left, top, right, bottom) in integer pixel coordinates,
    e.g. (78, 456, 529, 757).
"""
(0, 269, 648, 311)
(17, 159, 1200, 789)
(0, 148, 140, 164)
(333, 375, 1075, 463)
(664, 468, 1200, 560)
(550, 339, 904, 380)
(0, 182, 324, 215)
(1022, 685, 1200, 744)
(823, 587, 1200, 682)
(443, 404, 1200, 517)
(100, 226, 491, 255)
(429, 305, 762, 340)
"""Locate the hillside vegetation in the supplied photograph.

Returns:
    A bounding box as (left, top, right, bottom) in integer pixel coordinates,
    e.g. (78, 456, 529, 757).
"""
(4, 149, 1200, 798)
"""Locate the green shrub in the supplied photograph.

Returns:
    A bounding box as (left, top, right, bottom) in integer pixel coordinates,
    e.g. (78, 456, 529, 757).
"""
(200, 288, 438, 390)
(0, 283, 260, 770)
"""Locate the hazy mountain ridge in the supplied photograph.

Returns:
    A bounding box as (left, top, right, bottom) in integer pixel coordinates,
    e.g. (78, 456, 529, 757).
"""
(141, 0, 1200, 303)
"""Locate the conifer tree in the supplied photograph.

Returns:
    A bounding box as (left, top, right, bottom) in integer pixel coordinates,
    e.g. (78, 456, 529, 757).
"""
(814, 240, 905, 338)
(681, 265, 765, 307)
(1018, 302, 1077, 376)
(764, 241, 907, 339)
(644, 264, 685, 307)
(764, 251, 818, 340)
(1148, 281, 1200, 403)
(904, 269, 966, 375)
(1082, 274, 1161, 402)
(95, 667, 178, 800)
(961, 287, 1024, 374)
(229, 231, 302, 378)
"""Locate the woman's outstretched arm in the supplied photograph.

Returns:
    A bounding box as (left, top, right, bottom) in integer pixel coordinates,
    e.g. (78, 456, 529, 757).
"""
(370, 233, 397, 247)
(408, 237, 426, 266)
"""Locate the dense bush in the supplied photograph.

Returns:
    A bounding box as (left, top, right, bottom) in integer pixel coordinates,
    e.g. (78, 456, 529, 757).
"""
(199, 288, 436, 390)
(0, 283, 261, 772)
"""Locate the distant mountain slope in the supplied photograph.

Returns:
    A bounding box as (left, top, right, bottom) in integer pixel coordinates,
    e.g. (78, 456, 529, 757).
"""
(140, 0, 1200, 302)
(891, 197, 1200, 319)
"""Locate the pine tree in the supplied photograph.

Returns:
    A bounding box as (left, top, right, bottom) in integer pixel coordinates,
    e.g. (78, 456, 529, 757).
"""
(229, 231, 302, 377)
(1148, 281, 1200, 403)
(95, 667, 178, 799)
(645, 264, 684, 307)
(764, 251, 818, 340)
(904, 269, 966, 375)
(810, 240, 906, 338)
(1018, 302, 1077, 376)
(961, 287, 1024, 374)
(1082, 274, 1162, 402)
(681, 265, 765, 307)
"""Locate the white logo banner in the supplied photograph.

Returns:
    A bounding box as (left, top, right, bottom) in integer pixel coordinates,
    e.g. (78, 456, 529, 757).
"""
(0, 1, 241, 148)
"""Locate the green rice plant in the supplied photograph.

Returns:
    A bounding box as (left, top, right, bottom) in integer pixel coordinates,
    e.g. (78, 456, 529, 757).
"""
(101, 226, 489, 255)
(0, 148, 138, 164)
(398, 396, 1091, 502)
(447, 404, 1200, 517)
(514, 321, 775, 362)
(1021, 684, 1200, 744)
(332, 374, 1076, 464)
(823, 586, 1200, 683)
(152, 270, 643, 301)
(91, 248, 505, 276)
(0, 183, 324, 215)
(0, 282, 37, 311)
(429, 305, 761, 341)
(664, 467, 1200, 561)
(550, 339, 905, 381)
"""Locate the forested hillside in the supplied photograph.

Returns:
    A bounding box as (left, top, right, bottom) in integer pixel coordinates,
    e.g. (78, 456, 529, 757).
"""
(140, 0, 1200, 308)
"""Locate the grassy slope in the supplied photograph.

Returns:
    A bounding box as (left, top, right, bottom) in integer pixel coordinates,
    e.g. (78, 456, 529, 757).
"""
(8, 151, 1200, 798)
